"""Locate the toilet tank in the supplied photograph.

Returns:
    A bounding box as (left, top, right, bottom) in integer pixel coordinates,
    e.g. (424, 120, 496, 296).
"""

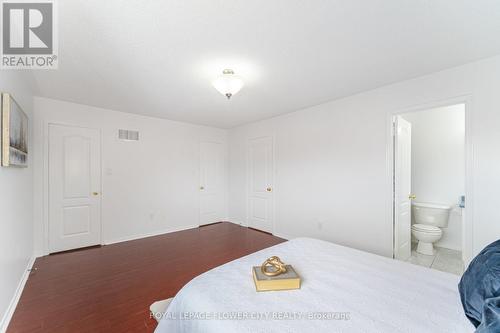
(412, 202, 451, 228)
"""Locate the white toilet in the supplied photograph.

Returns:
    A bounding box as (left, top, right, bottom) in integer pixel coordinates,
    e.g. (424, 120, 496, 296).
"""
(411, 202, 451, 255)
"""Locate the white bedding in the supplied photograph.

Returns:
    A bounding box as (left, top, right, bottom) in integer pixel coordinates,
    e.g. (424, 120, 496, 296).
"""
(155, 238, 473, 333)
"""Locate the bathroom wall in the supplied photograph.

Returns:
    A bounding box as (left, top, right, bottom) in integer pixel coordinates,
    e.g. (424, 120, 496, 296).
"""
(402, 104, 465, 250)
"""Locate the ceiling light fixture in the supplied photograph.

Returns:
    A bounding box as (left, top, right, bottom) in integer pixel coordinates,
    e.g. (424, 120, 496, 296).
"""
(212, 69, 244, 99)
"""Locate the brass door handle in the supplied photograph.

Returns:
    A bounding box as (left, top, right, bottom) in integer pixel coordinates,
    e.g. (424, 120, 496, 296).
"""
(409, 194, 416, 200)
(266, 187, 272, 192)
(200, 186, 204, 190)
(92, 192, 99, 196)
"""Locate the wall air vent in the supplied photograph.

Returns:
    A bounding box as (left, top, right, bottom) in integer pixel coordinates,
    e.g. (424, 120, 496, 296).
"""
(118, 129, 139, 141)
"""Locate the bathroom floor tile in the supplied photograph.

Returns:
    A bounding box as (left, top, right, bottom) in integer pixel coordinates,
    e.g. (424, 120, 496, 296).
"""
(407, 250, 434, 268)
(406, 245, 464, 275)
(432, 247, 464, 275)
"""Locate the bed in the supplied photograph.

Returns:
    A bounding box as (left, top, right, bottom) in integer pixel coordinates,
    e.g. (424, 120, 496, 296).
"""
(155, 238, 474, 333)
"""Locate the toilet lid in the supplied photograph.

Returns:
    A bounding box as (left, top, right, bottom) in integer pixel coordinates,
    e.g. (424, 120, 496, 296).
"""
(412, 224, 441, 233)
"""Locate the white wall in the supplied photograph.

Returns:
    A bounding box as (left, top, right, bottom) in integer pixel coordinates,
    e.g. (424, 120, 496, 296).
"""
(402, 105, 465, 250)
(228, 55, 500, 260)
(33, 97, 227, 255)
(0, 72, 35, 331)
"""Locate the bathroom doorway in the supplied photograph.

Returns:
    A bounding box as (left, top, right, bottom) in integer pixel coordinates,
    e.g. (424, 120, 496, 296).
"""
(392, 103, 467, 275)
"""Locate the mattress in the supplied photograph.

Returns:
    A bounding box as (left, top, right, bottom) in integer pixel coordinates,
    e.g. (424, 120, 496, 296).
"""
(155, 238, 473, 333)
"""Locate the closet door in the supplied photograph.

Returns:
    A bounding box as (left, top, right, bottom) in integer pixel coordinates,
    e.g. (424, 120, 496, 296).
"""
(49, 124, 101, 253)
(247, 136, 274, 233)
(199, 141, 225, 225)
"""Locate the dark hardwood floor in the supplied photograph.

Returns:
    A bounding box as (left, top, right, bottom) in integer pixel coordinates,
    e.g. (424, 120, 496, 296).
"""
(7, 222, 285, 333)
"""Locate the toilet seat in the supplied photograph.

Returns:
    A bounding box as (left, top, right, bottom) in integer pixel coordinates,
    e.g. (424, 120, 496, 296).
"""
(411, 224, 441, 234)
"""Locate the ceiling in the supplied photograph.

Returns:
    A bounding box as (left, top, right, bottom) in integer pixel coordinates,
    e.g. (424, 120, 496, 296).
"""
(32, 0, 500, 128)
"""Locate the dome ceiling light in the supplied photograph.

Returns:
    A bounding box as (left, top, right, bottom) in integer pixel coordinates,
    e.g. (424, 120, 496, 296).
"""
(212, 69, 244, 99)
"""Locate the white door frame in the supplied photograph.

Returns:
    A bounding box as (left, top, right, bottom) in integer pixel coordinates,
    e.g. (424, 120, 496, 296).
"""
(42, 122, 103, 255)
(246, 135, 276, 234)
(387, 95, 474, 264)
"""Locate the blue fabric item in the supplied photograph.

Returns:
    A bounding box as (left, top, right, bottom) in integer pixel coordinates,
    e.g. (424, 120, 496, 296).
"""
(476, 296, 500, 333)
(459, 239, 500, 332)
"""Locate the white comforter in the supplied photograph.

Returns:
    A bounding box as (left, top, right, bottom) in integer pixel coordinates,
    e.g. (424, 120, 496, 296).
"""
(155, 238, 473, 333)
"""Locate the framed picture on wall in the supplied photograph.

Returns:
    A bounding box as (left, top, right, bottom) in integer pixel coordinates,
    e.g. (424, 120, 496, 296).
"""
(1, 93, 28, 167)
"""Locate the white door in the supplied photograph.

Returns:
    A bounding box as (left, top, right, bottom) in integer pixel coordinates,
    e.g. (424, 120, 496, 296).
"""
(247, 136, 274, 233)
(199, 141, 225, 225)
(49, 124, 101, 253)
(394, 116, 412, 260)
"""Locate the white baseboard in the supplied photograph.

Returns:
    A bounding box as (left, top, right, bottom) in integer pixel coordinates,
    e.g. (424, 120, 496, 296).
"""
(224, 220, 244, 227)
(226, 218, 247, 227)
(0, 256, 35, 333)
(226, 219, 290, 239)
(103, 224, 199, 245)
(272, 232, 293, 240)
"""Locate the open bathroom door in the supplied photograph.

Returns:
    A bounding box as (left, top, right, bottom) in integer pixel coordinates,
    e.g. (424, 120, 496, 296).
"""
(394, 116, 412, 261)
